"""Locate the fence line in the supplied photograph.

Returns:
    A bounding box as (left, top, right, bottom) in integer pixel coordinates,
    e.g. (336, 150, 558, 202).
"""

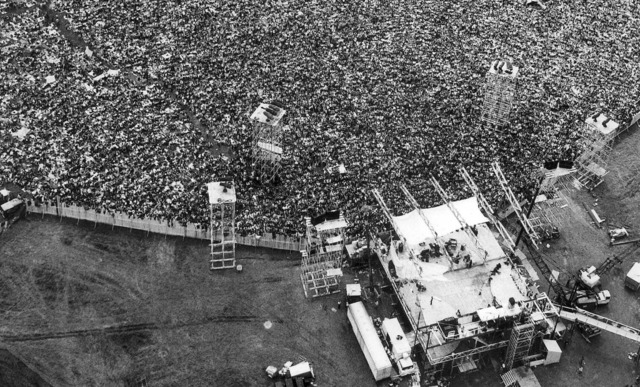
(26, 201, 304, 251)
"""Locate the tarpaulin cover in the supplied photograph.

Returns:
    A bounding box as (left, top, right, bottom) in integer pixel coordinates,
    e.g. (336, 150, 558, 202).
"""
(391, 196, 489, 246)
(311, 210, 340, 226)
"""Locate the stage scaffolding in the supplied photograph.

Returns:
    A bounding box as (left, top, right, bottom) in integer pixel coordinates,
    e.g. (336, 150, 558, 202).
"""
(574, 112, 619, 190)
(300, 212, 347, 298)
(250, 101, 286, 183)
(459, 166, 515, 253)
(504, 318, 535, 370)
(207, 182, 236, 270)
(480, 60, 519, 127)
(491, 162, 540, 248)
(371, 179, 561, 381)
(429, 175, 490, 264)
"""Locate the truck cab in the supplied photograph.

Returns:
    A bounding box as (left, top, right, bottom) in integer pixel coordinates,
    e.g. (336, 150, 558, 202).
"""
(567, 290, 611, 309)
(0, 198, 26, 231)
(380, 318, 416, 377)
(578, 266, 602, 290)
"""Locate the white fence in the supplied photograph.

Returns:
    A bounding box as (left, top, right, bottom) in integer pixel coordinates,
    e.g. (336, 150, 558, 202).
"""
(27, 201, 304, 251)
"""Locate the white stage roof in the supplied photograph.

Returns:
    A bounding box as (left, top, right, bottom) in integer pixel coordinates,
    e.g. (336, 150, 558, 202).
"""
(206, 182, 236, 204)
(392, 196, 490, 245)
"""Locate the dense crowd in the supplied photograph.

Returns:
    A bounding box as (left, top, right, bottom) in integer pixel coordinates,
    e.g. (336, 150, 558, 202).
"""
(1, 0, 639, 237)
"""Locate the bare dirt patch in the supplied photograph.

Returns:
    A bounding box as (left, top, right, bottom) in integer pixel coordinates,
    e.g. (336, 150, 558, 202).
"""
(0, 217, 376, 386)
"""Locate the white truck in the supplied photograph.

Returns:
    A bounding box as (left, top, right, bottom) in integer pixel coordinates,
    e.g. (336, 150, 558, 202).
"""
(380, 318, 416, 376)
(347, 302, 392, 381)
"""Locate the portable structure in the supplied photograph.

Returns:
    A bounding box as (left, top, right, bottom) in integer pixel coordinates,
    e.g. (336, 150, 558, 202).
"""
(574, 112, 619, 190)
(541, 339, 562, 365)
(430, 175, 491, 265)
(250, 101, 286, 183)
(459, 166, 515, 252)
(625, 263, 640, 291)
(371, 179, 561, 381)
(504, 319, 535, 370)
(556, 304, 640, 343)
(300, 211, 347, 298)
(347, 302, 393, 381)
(480, 60, 519, 127)
(492, 161, 539, 248)
(207, 182, 236, 270)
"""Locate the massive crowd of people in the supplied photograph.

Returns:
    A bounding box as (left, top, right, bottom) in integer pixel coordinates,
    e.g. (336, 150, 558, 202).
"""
(1, 0, 639, 238)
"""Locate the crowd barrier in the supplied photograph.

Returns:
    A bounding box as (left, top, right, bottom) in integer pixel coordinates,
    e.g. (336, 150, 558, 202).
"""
(26, 200, 304, 251)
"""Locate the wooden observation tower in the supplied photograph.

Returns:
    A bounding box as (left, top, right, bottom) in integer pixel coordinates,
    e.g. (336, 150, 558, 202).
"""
(207, 181, 236, 270)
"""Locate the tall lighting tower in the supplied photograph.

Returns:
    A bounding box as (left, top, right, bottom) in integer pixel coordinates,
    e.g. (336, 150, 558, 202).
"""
(250, 101, 285, 183)
(480, 60, 519, 128)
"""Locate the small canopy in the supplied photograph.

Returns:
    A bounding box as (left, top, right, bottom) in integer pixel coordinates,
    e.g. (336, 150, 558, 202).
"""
(585, 113, 619, 135)
(346, 284, 362, 298)
(206, 182, 236, 204)
(315, 218, 348, 232)
(250, 103, 286, 126)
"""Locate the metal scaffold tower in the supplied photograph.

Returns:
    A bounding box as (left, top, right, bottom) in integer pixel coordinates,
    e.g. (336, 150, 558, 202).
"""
(459, 166, 515, 252)
(480, 60, 519, 127)
(429, 175, 489, 263)
(504, 318, 535, 370)
(300, 212, 347, 298)
(399, 184, 455, 267)
(207, 182, 236, 270)
(575, 112, 619, 190)
(250, 101, 286, 183)
(372, 189, 403, 238)
(491, 161, 540, 248)
(399, 184, 440, 239)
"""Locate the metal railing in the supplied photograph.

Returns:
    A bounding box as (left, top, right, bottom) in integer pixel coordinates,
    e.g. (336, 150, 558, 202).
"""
(26, 200, 304, 251)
